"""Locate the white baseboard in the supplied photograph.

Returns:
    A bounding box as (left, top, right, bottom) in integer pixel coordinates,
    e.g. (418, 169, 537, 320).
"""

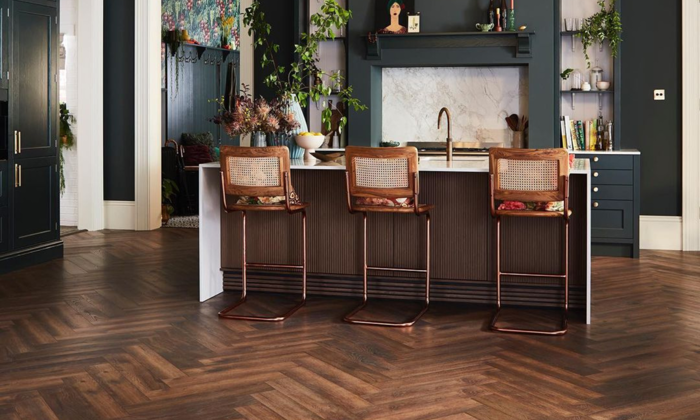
(104, 201, 136, 230)
(640, 216, 683, 251)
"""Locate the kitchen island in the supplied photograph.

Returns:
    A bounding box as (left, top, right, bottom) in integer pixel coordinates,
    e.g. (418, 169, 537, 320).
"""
(200, 158, 592, 323)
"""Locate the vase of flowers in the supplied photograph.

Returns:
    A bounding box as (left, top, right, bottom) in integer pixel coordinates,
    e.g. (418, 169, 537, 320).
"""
(212, 85, 302, 154)
(252, 132, 266, 147)
(219, 13, 235, 49)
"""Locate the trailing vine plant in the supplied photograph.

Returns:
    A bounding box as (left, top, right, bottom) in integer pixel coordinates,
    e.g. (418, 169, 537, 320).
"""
(243, 0, 367, 131)
(577, 0, 622, 68)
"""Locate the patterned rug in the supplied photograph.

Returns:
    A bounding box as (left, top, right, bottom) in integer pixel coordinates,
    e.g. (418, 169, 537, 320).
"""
(162, 216, 199, 229)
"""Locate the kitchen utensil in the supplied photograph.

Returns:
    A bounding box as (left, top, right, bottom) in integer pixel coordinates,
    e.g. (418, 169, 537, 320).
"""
(506, 114, 519, 132)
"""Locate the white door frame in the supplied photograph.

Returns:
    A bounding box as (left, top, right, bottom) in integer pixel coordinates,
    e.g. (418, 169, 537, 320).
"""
(76, 0, 104, 231)
(134, 0, 162, 231)
(682, 0, 700, 251)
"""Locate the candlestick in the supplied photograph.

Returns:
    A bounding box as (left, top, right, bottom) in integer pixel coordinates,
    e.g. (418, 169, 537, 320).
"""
(495, 8, 502, 32)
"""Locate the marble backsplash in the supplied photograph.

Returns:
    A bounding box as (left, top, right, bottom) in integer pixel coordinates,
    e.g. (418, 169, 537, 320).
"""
(382, 67, 528, 146)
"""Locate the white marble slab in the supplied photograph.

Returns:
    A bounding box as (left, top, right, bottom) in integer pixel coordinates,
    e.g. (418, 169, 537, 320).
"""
(382, 67, 529, 146)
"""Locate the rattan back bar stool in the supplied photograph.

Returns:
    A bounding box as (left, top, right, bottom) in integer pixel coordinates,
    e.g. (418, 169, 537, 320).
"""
(344, 146, 434, 327)
(218, 146, 308, 322)
(489, 148, 571, 335)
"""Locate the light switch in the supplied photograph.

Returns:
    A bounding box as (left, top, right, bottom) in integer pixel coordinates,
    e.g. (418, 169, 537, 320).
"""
(654, 89, 666, 101)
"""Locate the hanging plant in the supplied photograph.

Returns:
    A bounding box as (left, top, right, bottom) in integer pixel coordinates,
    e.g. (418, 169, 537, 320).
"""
(59, 103, 76, 195)
(577, 0, 622, 68)
(243, 0, 367, 131)
(163, 28, 183, 97)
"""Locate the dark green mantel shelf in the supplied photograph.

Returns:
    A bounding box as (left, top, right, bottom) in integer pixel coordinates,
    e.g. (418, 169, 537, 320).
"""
(365, 31, 535, 60)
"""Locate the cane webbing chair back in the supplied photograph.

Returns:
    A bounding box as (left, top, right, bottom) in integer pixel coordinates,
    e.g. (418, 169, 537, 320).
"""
(220, 146, 290, 197)
(345, 146, 419, 198)
(489, 148, 569, 203)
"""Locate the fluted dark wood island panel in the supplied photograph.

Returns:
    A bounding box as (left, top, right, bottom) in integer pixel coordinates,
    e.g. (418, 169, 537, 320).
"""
(199, 159, 592, 323)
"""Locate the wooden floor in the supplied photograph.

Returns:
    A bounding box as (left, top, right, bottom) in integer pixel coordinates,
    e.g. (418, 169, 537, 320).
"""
(1, 229, 700, 419)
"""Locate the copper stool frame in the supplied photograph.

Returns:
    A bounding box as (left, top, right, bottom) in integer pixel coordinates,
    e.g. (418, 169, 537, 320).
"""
(488, 148, 570, 336)
(343, 147, 432, 327)
(218, 147, 307, 322)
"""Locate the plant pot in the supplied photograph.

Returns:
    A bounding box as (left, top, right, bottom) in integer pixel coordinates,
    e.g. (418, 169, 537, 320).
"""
(252, 132, 267, 147)
(161, 205, 171, 225)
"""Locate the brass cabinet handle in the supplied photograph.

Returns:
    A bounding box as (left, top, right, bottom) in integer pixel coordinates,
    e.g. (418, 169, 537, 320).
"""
(13, 130, 17, 154)
(594, 172, 599, 177)
(593, 202, 599, 208)
(593, 187, 599, 192)
(593, 157, 599, 162)
(14, 164, 21, 187)
(18, 131, 21, 153)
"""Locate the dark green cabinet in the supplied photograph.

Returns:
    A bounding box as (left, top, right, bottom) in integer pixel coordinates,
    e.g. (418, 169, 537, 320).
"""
(11, 156, 57, 248)
(577, 152, 641, 258)
(0, 206, 7, 253)
(0, 0, 9, 90)
(11, 1, 57, 159)
(0, 0, 61, 274)
(0, 159, 5, 206)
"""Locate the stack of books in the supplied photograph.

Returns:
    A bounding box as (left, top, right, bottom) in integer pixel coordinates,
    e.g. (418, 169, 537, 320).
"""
(561, 116, 604, 151)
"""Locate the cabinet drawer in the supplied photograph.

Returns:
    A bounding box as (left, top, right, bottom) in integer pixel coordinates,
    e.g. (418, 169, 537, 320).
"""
(591, 169, 634, 185)
(591, 200, 634, 239)
(591, 185, 634, 201)
(584, 154, 634, 170)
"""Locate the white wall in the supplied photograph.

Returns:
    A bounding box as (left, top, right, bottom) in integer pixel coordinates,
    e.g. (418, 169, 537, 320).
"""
(59, 0, 79, 227)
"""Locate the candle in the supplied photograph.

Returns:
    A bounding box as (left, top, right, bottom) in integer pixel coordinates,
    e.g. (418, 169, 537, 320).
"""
(511, 0, 514, 10)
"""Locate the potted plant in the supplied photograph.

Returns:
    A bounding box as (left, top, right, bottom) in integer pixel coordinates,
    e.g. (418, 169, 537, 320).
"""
(162, 177, 179, 225)
(59, 103, 76, 195)
(243, 0, 367, 132)
(163, 27, 184, 96)
(577, 0, 622, 68)
(560, 68, 574, 91)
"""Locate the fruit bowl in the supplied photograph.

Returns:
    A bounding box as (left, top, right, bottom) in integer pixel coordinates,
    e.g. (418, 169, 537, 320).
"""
(294, 133, 326, 161)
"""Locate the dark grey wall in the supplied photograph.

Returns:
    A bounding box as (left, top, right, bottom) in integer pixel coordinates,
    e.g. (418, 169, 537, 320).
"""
(254, 0, 302, 101)
(621, 0, 681, 216)
(104, 0, 135, 201)
(347, 0, 558, 147)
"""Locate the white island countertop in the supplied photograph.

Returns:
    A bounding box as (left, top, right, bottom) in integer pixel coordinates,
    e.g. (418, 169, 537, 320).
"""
(201, 157, 591, 174)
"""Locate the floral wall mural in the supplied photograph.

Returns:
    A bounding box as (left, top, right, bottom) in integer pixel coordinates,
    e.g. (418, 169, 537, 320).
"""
(162, 0, 241, 50)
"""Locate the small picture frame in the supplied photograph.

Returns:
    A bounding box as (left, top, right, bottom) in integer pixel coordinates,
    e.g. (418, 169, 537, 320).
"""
(408, 12, 420, 33)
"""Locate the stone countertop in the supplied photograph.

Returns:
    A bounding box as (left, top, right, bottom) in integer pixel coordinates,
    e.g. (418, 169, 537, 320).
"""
(201, 157, 591, 174)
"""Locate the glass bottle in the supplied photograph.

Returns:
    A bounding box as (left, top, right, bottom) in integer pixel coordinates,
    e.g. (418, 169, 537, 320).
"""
(571, 69, 582, 91)
(488, 0, 495, 26)
(500, 0, 508, 31)
(590, 67, 603, 91)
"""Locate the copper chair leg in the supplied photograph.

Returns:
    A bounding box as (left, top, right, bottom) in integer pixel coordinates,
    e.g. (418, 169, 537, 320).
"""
(219, 211, 307, 322)
(344, 213, 430, 327)
(490, 217, 568, 336)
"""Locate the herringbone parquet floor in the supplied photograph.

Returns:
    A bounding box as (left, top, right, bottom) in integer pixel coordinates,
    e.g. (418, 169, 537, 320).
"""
(1, 229, 700, 419)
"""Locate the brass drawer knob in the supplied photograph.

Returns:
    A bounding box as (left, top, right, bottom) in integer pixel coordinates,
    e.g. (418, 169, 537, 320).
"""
(593, 157, 599, 162)
(594, 172, 599, 177)
(593, 187, 599, 192)
(593, 202, 600, 208)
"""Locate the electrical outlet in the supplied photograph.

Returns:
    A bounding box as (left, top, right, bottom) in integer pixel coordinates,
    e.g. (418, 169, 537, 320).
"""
(654, 89, 666, 101)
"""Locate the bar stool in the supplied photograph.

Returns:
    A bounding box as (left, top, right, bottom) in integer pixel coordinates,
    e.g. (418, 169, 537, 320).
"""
(489, 148, 570, 336)
(343, 146, 433, 327)
(218, 146, 308, 322)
